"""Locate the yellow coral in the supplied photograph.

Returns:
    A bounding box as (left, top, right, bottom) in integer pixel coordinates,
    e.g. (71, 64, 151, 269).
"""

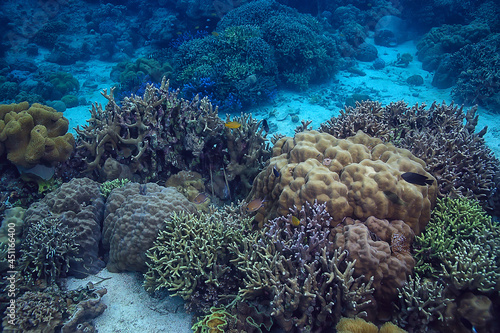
(0, 102, 74, 168)
(336, 317, 408, 333)
(248, 130, 437, 234)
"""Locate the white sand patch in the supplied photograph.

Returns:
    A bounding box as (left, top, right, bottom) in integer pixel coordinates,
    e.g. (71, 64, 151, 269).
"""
(65, 268, 193, 333)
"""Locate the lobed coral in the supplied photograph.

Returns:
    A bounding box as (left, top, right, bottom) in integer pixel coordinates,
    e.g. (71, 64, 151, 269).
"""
(319, 100, 500, 215)
(333, 216, 415, 302)
(103, 182, 197, 273)
(248, 129, 437, 234)
(0, 101, 75, 168)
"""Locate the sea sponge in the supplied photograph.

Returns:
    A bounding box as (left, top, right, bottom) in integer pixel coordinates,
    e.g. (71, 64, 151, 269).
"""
(334, 216, 415, 301)
(102, 182, 197, 272)
(248, 130, 437, 234)
(0, 102, 75, 168)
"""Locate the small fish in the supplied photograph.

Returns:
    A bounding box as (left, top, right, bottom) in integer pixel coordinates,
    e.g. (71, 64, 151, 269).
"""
(193, 192, 209, 204)
(195, 26, 200, 29)
(245, 197, 266, 213)
(460, 316, 477, 333)
(401, 172, 433, 186)
(384, 190, 405, 205)
(176, 31, 183, 35)
(290, 216, 300, 226)
(224, 121, 241, 129)
(211, 31, 219, 37)
(272, 165, 280, 178)
(261, 119, 269, 132)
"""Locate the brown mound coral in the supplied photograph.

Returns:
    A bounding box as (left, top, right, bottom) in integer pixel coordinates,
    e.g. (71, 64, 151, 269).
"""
(248, 130, 437, 234)
(102, 182, 197, 272)
(334, 216, 415, 301)
(0, 101, 74, 168)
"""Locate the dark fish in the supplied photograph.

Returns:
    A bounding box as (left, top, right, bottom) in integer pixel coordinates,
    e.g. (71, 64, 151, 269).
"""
(262, 119, 269, 132)
(272, 165, 280, 178)
(383, 190, 405, 205)
(193, 192, 209, 204)
(460, 316, 477, 333)
(401, 172, 433, 186)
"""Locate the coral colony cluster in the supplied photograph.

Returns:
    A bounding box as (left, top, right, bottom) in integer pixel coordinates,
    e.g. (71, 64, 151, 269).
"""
(0, 0, 500, 332)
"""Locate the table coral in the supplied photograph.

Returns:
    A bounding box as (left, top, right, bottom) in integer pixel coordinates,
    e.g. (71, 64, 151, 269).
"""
(102, 182, 197, 273)
(248, 130, 437, 234)
(333, 216, 415, 302)
(0, 101, 75, 168)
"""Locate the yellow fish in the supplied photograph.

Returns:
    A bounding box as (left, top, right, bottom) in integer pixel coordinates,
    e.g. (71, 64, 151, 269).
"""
(225, 121, 241, 129)
(290, 216, 300, 226)
(211, 31, 219, 37)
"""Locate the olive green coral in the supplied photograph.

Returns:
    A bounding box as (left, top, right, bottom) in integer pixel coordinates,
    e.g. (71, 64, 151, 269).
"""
(414, 197, 500, 279)
(144, 208, 252, 311)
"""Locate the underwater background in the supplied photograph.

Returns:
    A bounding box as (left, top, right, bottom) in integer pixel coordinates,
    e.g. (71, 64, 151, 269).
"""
(0, 0, 500, 332)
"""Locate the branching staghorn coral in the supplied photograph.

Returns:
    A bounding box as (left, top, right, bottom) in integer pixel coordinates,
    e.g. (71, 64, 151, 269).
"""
(439, 240, 498, 293)
(144, 207, 253, 313)
(414, 197, 500, 280)
(232, 201, 375, 332)
(18, 216, 79, 285)
(394, 274, 452, 332)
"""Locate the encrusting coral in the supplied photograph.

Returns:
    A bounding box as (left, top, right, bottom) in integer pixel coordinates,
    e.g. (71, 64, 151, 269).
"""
(0, 101, 75, 168)
(103, 182, 197, 273)
(248, 129, 437, 234)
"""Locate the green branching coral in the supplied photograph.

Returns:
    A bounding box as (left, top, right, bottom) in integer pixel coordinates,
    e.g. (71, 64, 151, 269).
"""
(394, 274, 452, 330)
(100, 178, 130, 197)
(18, 216, 80, 285)
(440, 240, 498, 292)
(143, 208, 253, 312)
(414, 197, 500, 278)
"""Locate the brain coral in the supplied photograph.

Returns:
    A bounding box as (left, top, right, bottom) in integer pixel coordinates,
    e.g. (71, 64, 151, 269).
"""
(0, 101, 75, 168)
(248, 130, 437, 234)
(102, 182, 197, 272)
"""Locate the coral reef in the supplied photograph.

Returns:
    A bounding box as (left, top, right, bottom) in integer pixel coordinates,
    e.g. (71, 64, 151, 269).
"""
(336, 317, 408, 333)
(319, 101, 500, 215)
(144, 207, 252, 313)
(234, 201, 376, 332)
(217, 0, 338, 89)
(18, 216, 79, 285)
(0, 101, 75, 168)
(414, 197, 500, 285)
(22, 177, 106, 278)
(74, 78, 270, 200)
(2, 283, 107, 333)
(103, 182, 197, 273)
(248, 129, 437, 233)
(394, 275, 451, 332)
(333, 216, 415, 302)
